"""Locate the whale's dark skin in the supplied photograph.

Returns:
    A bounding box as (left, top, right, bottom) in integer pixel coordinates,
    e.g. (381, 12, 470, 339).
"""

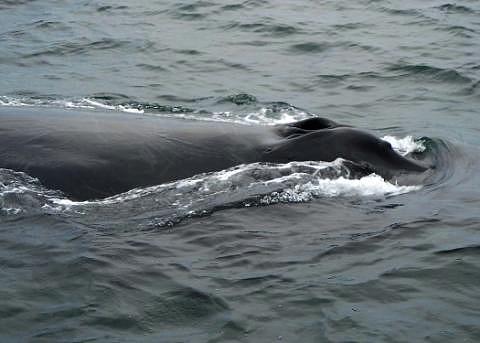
(0, 107, 428, 201)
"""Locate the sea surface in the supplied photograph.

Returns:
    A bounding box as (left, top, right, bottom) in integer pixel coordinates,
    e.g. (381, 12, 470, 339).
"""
(1, 0, 480, 342)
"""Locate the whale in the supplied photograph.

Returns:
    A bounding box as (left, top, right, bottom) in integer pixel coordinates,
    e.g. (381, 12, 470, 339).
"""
(0, 106, 428, 201)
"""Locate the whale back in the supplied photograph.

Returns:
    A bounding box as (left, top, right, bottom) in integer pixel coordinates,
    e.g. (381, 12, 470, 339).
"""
(0, 107, 277, 200)
(274, 117, 344, 138)
(0, 108, 428, 200)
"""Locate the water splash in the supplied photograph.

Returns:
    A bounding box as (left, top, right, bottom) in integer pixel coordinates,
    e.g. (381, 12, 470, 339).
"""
(0, 95, 311, 125)
(38, 157, 423, 227)
(382, 135, 426, 156)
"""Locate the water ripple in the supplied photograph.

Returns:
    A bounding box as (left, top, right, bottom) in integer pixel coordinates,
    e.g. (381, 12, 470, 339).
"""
(386, 63, 473, 84)
(437, 3, 475, 13)
(23, 38, 129, 58)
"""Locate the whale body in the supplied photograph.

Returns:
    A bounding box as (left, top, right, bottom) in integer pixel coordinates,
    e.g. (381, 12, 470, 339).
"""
(0, 107, 428, 200)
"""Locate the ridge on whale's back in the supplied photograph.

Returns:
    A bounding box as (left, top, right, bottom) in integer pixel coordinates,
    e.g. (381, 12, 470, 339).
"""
(0, 106, 273, 199)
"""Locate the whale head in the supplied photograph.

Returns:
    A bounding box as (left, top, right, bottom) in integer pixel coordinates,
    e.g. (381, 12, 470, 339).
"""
(265, 126, 431, 179)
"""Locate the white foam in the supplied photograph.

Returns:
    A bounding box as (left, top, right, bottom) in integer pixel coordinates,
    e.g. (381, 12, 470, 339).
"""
(82, 98, 116, 110)
(61, 100, 93, 109)
(0, 96, 145, 114)
(382, 135, 425, 155)
(0, 96, 35, 106)
(1, 95, 313, 125)
(49, 198, 90, 207)
(0, 185, 30, 195)
(118, 105, 144, 114)
(306, 174, 419, 197)
(46, 159, 422, 216)
(175, 179, 202, 188)
(260, 174, 420, 205)
(243, 107, 310, 125)
(1, 207, 22, 215)
(206, 107, 310, 126)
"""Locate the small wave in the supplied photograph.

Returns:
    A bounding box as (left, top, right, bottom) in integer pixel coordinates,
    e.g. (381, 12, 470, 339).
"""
(461, 80, 480, 96)
(96, 5, 129, 13)
(315, 71, 392, 87)
(227, 0, 269, 10)
(30, 20, 70, 31)
(217, 93, 257, 105)
(0, 95, 311, 125)
(213, 59, 251, 71)
(0, 0, 36, 10)
(332, 22, 370, 31)
(0, 169, 61, 216)
(378, 7, 421, 16)
(435, 245, 480, 255)
(438, 25, 476, 38)
(221, 4, 244, 11)
(23, 38, 128, 58)
(0, 95, 96, 110)
(437, 4, 474, 13)
(175, 2, 215, 12)
(0, 95, 197, 115)
(222, 21, 303, 37)
(0, 95, 143, 113)
(169, 2, 213, 21)
(289, 42, 330, 54)
(174, 49, 203, 56)
(136, 63, 169, 72)
(345, 84, 376, 92)
(255, 23, 303, 36)
(386, 64, 473, 84)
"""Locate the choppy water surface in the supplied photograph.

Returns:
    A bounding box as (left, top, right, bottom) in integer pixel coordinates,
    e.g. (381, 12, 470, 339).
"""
(1, 0, 480, 342)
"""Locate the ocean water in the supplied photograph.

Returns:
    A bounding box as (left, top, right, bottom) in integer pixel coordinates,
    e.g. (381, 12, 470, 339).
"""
(1, 0, 480, 342)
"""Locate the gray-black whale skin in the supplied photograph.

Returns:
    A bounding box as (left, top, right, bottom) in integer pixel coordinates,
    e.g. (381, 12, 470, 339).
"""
(0, 106, 428, 201)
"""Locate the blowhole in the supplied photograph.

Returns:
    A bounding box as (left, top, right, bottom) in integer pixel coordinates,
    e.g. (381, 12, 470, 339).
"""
(289, 118, 337, 131)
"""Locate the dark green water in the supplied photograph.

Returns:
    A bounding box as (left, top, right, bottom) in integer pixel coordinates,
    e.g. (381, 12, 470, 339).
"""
(1, 0, 480, 342)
